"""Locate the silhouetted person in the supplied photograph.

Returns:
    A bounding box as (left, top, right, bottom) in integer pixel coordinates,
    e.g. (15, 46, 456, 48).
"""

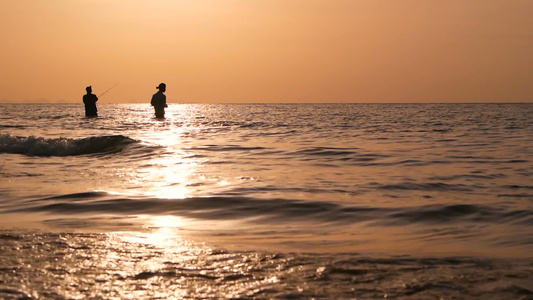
(151, 83, 167, 118)
(83, 86, 98, 117)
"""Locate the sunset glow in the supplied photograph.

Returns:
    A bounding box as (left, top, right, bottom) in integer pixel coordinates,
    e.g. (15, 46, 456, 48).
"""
(1, 0, 531, 103)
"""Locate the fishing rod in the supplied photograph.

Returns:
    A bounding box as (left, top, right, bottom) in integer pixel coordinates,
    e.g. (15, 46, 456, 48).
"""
(98, 83, 118, 98)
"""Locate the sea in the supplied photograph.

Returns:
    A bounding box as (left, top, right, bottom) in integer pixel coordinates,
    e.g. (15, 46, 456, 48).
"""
(0, 103, 532, 299)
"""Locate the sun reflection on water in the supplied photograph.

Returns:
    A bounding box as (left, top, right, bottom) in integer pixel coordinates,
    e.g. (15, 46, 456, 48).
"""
(138, 126, 201, 199)
(120, 215, 186, 247)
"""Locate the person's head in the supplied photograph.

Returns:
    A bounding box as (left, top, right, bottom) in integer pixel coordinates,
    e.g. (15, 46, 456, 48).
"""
(157, 83, 166, 92)
(86, 86, 92, 93)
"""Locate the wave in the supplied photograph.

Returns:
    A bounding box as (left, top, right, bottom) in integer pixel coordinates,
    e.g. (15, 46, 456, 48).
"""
(9, 192, 533, 227)
(375, 182, 474, 192)
(186, 145, 268, 152)
(0, 124, 25, 129)
(286, 147, 389, 164)
(0, 134, 137, 157)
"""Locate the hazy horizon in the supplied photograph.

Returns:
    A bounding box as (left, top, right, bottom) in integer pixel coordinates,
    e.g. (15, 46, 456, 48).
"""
(1, 0, 532, 104)
(2, 100, 533, 104)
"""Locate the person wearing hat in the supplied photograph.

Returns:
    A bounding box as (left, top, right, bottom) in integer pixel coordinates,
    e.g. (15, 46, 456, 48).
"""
(151, 83, 167, 118)
(83, 86, 98, 117)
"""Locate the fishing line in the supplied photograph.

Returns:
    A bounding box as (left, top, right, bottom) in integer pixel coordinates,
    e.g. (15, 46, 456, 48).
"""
(98, 84, 118, 98)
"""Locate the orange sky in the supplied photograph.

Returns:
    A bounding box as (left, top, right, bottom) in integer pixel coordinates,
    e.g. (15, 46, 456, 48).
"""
(0, 0, 531, 103)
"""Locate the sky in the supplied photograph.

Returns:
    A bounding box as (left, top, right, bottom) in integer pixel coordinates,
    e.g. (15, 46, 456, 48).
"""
(0, 0, 531, 103)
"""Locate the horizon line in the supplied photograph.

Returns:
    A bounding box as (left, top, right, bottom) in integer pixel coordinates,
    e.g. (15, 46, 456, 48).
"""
(1, 101, 531, 105)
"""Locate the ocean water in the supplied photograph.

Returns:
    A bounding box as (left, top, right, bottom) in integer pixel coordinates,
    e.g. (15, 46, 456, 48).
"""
(0, 103, 532, 299)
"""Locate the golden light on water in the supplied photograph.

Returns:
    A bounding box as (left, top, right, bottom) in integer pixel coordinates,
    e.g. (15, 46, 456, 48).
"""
(143, 154, 197, 199)
(132, 215, 186, 247)
(131, 105, 201, 199)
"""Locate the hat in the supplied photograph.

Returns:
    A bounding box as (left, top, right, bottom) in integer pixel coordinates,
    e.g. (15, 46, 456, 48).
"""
(156, 83, 166, 89)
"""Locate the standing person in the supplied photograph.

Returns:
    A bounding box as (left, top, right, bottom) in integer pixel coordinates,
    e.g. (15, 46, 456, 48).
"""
(83, 86, 98, 117)
(151, 83, 167, 118)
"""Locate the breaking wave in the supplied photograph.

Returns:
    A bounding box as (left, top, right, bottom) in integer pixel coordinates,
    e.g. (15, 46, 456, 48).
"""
(0, 134, 138, 157)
